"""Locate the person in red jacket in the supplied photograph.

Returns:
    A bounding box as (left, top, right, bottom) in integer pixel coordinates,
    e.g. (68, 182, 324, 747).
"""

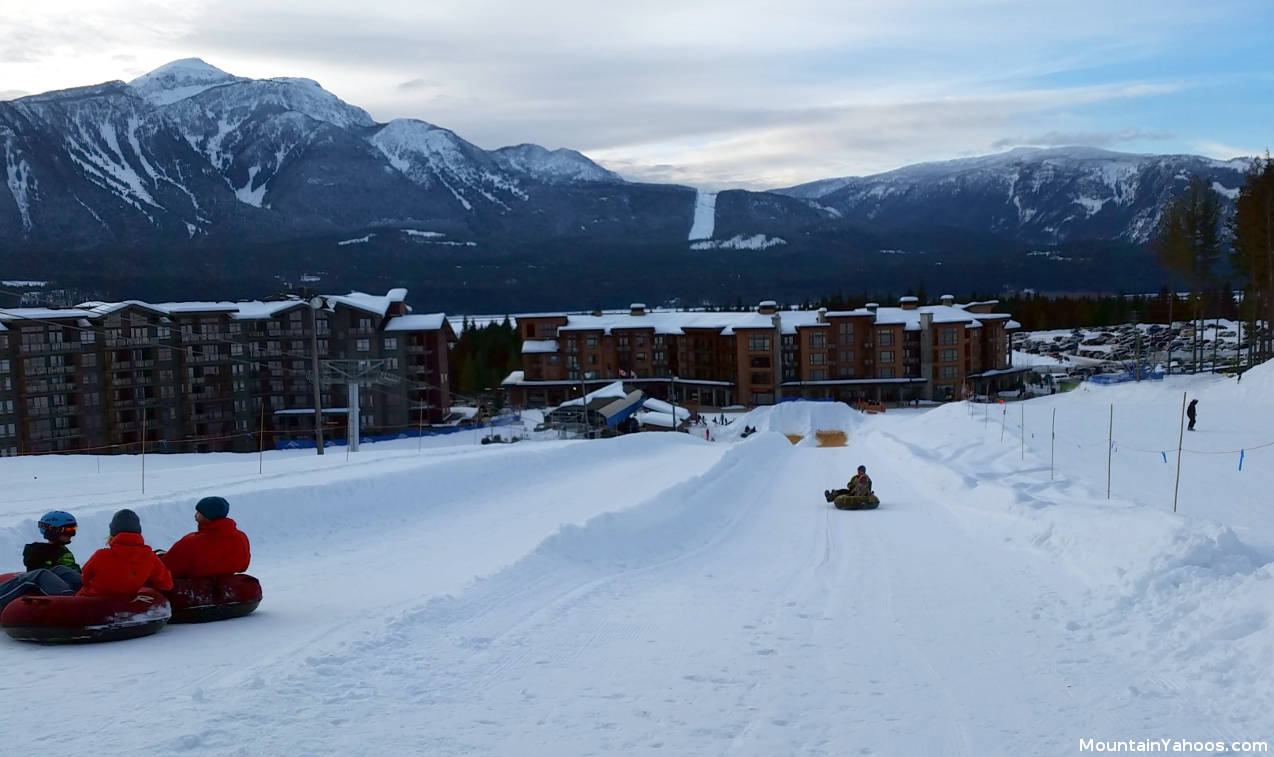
(78, 509, 173, 597)
(158, 496, 251, 578)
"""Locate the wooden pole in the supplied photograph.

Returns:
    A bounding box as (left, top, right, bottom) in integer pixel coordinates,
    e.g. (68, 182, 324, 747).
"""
(1173, 392, 1187, 513)
(1000, 402, 1007, 442)
(1106, 404, 1113, 499)
(258, 401, 264, 475)
(418, 404, 424, 454)
(1050, 408, 1056, 480)
(140, 410, 146, 494)
(1020, 404, 1025, 460)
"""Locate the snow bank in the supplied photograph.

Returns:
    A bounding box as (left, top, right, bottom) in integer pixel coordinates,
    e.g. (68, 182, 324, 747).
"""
(715, 400, 863, 444)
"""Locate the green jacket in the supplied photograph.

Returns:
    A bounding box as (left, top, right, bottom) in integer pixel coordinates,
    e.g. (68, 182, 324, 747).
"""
(22, 542, 79, 571)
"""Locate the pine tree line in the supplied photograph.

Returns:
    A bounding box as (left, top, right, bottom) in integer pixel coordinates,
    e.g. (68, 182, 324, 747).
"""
(449, 317, 522, 408)
(1153, 157, 1274, 367)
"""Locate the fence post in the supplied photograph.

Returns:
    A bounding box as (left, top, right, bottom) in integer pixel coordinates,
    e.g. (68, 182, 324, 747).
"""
(258, 402, 265, 475)
(1173, 392, 1186, 513)
(141, 411, 147, 494)
(1000, 402, 1007, 442)
(1106, 404, 1112, 499)
(1050, 408, 1056, 480)
(1020, 404, 1025, 460)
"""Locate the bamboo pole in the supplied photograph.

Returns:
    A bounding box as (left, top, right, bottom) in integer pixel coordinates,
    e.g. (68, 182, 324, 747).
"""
(1050, 408, 1056, 480)
(140, 410, 147, 494)
(1106, 404, 1112, 499)
(1173, 392, 1187, 513)
(258, 402, 264, 475)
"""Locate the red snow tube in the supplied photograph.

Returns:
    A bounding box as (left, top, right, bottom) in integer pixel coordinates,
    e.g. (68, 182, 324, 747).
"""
(166, 574, 262, 623)
(1, 582, 171, 644)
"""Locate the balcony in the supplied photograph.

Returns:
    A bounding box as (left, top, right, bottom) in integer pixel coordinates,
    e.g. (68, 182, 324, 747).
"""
(20, 341, 79, 354)
(104, 337, 158, 348)
(406, 345, 432, 355)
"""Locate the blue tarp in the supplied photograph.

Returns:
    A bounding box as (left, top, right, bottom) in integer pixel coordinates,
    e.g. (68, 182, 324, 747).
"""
(1087, 370, 1166, 385)
(274, 415, 521, 450)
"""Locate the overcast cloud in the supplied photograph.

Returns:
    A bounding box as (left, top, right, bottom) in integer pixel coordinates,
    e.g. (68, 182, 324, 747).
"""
(2, 0, 1270, 188)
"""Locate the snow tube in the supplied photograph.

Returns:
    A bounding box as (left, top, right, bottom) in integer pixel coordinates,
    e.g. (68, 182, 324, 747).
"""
(1, 586, 171, 644)
(833, 493, 880, 510)
(166, 574, 262, 623)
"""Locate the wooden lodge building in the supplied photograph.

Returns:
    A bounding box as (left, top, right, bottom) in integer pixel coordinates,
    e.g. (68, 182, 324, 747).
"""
(0, 289, 454, 454)
(503, 297, 1026, 410)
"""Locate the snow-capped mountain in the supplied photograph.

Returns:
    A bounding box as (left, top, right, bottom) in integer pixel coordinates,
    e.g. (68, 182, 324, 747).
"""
(778, 147, 1250, 244)
(0, 58, 629, 249)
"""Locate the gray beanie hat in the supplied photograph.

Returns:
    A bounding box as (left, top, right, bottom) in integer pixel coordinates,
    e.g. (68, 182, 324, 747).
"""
(109, 509, 142, 536)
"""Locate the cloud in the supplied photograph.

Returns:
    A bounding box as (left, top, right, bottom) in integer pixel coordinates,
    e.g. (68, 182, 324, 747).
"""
(992, 129, 1175, 149)
(395, 78, 437, 92)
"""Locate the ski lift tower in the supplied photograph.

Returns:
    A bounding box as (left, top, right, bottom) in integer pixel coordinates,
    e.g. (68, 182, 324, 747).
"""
(318, 359, 402, 452)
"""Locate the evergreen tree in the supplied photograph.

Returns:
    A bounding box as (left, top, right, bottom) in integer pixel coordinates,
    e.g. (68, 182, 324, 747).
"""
(1153, 175, 1224, 369)
(1231, 156, 1274, 363)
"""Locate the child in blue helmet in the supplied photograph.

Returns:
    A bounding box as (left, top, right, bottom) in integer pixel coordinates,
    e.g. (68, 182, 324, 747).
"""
(23, 510, 80, 570)
(0, 511, 82, 611)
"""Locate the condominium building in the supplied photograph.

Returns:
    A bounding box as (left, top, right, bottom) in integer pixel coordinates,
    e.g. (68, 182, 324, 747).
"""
(0, 289, 453, 455)
(503, 297, 1024, 409)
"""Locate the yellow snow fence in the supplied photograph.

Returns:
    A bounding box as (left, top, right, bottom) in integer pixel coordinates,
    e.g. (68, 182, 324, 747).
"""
(783, 431, 848, 446)
(815, 430, 847, 447)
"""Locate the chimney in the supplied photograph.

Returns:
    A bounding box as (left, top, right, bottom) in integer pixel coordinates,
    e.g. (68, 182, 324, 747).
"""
(757, 300, 777, 315)
(899, 296, 918, 310)
(630, 303, 646, 316)
(865, 302, 879, 313)
(940, 294, 955, 306)
(592, 308, 603, 317)
(817, 307, 827, 323)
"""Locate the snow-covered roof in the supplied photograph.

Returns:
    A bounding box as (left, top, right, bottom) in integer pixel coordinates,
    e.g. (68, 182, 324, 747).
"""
(75, 300, 169, 317)
(501, 370, 525, 386)
(273, 407, 350, 415)
(0, 307, 96, 322)
(384, 313, 447, 331)
(324, 289, 408, 317)
(522, 340, 559, 354)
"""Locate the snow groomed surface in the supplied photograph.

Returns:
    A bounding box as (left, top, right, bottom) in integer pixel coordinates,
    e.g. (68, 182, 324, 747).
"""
(1, 365, 1273, 754)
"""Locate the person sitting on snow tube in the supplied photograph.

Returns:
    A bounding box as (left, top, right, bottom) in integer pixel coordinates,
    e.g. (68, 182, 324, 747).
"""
(825, 465, 873, 502)
(0, 511, 83, 612)
(157, 496, 250, 578)
(78, 509, 173, 597)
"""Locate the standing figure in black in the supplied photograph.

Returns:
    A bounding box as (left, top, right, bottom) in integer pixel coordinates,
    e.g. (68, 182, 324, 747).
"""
(1187, 399, 1198, 431)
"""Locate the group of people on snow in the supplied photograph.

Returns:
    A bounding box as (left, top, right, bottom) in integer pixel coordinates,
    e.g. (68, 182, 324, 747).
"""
(0, 496, 250, 611)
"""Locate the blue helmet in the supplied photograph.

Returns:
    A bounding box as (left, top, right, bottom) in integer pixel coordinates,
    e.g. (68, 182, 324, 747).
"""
(38, 510, 77, 539)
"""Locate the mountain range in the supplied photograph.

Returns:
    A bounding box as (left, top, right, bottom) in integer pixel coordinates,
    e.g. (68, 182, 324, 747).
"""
(0, 59, 1255, 311)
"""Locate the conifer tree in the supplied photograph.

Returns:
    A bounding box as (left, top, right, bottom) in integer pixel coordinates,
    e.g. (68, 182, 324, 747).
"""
(1231, 156, 1274, 363)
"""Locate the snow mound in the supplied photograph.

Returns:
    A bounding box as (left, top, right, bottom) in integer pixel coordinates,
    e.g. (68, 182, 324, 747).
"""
(717, 401, 863, 444)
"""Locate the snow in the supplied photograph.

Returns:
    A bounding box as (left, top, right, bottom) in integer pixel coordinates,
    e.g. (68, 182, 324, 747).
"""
(688, 189, 717, 240)
(3, 142, 35, 231)
(337, 234, 373, 246)
(4, 369, 1274, 753)
(402, 229, 445, 238)
(690, 234, 786, 251)
(128, 59, 241, 106)
(1213, 181, 1240, 200)
(234, 165, 267, 207)
(490, 144, 622, 184)
(384, 313, 447, 331)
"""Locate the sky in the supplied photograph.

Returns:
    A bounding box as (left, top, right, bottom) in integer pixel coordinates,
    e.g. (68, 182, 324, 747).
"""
(1, 0, 1271, 190)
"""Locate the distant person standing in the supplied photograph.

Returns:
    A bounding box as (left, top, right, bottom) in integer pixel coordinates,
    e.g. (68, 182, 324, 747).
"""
(1187, 399, 1198, 431)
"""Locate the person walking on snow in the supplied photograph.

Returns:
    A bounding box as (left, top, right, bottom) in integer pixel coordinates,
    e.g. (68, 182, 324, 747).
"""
(1187, 399, 1198, 431)
(0, 511, 82, 611)
(157, 496, 251, 579)
(78, 509, 172, 597)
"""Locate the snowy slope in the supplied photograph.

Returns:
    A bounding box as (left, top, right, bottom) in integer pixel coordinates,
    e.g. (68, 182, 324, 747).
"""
(2, 373, 1274, 754)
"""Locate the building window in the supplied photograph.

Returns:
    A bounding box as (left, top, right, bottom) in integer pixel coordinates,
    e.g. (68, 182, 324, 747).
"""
(940, 328, 958, 346)
(838, 350, 854, 363)
(81, 354, 96, 367)
(838, 322, 854, 340)
(811, 369, 827, 380)
(636, 353, 647, 362)
(383, 337, 398, 350)
(877, 366, 895, 379)
(585, 335, 598, 349)
(81, 330, 95, 344)
(359, 318, 373, 332)
(356, 339, 370, 352)
(748, 335, 771, 351)
(877, 329, 895, 347)
(750, 356, 771, 368)
(810, 353, 825, 365)
(940, 349, 957, 362)
(750, 372, 772, 384)
(810, 333, 826, 349)
(617, 335, 629, 348)
(940, 365, 958, 378)
(879, 350, 894, 363)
